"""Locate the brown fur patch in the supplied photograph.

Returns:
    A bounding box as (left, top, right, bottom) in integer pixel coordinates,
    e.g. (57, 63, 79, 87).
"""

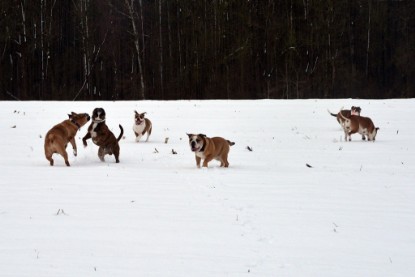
(44, 112, 90, 166)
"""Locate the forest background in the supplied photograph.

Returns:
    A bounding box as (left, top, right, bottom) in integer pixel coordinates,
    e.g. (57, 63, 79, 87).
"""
(1, 0, 414, 101)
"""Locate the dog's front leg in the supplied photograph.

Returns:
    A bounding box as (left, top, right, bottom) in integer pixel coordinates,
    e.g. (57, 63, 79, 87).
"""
(69, 138, 78, 156)
(195, 156, 201, 168)
(202, 155, 214, 168)
(82, 133, 91, 147)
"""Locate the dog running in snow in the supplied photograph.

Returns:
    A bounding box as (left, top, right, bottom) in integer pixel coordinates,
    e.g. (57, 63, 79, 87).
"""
(187, 133, 235, 168)
(133, 111, 152, 142)
(82, 108, 124, 163)
(44, 112, 90, 166)
(338, 109, 379, 141)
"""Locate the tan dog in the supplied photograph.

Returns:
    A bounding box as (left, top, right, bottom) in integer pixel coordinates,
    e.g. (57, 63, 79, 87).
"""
(187, 133, 235, 168)
(339, 111, 379, 141)
(328, 106, 361, 125)
(82, 108, 124, 163)
(44, 112, 90, 166)
(133, 111, 152, 142)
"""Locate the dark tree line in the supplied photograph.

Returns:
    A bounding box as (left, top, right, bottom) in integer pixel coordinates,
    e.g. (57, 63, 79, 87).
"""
(1, 0, 414, 100)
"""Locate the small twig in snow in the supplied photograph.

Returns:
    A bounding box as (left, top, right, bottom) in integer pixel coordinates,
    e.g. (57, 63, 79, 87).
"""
(56, 209, 67, 216)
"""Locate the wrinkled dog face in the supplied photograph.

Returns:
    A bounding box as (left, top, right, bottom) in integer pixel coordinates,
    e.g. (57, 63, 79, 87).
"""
(187, 133, 205, 152)
(134, 111, 146, 125)
(92, 108, 106, 122)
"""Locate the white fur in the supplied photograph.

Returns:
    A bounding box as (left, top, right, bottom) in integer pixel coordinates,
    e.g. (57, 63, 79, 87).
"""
(195, 151, 205, 159)
(133, 122, 146, 142)
(91, 122, 98, 138)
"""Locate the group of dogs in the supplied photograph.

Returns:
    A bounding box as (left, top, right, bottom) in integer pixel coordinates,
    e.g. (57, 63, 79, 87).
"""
(44, 107, 235, 168)
(43, 105, 378, 168)
(328, 106, 379, 142)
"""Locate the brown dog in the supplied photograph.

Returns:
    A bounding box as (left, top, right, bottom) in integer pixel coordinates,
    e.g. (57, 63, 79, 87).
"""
(328, 106, 361, 125)
(339, 111, 379, 141)
(82, 108, 124, 163)
(187, 133, 235, 168)
(44, 112, 90, 166)
(133, 111, 152, 142)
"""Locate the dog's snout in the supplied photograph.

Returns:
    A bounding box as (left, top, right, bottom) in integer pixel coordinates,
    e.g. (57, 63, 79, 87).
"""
(86, 114, 91, 121)
(191, 141, 196, 148)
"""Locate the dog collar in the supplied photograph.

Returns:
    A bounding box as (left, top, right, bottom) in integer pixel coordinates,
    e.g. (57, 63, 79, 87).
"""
(71, 119, 81, 130)
(93, 119, 106, 123)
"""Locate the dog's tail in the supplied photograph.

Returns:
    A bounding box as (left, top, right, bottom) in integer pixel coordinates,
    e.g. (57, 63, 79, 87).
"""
(227, 140, 235, 146)
(327, 109, 337, 117)
(117, 124, 124, 141)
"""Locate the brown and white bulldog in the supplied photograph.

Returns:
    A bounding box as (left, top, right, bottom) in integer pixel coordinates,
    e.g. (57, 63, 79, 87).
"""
(339, 110, 379, 141)
(44, 112, 90, 166)
(328, 106, 362, 125)
(82, 108, 124, 163)
(187, 133, 235, 168)
(133, 111, 152, 142)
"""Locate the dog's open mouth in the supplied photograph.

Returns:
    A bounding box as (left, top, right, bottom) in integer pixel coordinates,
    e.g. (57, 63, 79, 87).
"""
(191, 146, 200, 152)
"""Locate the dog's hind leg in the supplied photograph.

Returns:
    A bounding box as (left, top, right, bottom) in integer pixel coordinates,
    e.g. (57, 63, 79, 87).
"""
(220, 153, 230, 167)
(146, 125, 152, 142)
(98, 147, 106, 162)
(58, 149, 70, 166)
(113, 146, 120, 163)
(45, 151, 54, 166)
(63, 153, 70, 166)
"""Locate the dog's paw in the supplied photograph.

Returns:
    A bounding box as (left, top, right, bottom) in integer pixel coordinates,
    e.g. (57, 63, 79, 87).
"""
(73, 150, 77, 156)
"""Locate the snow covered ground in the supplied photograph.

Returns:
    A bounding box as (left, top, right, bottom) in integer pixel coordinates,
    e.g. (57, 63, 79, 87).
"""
(0, 99, 414, 277)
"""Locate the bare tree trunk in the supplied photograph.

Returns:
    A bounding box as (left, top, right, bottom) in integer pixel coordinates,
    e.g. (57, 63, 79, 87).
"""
(366, 0, 371, 77)
(158, 0, 164, 98)
(40, 0, 45, 96)
(45, 0, 57, 80)
(138, 0, 145, 65)
(125, 0, 146, 100)
(80, 0, 90, 95)
(20, 1, 27, 43)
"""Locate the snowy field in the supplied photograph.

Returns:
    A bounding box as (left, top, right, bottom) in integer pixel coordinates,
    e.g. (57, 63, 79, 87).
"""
(0, 99, 414, 277)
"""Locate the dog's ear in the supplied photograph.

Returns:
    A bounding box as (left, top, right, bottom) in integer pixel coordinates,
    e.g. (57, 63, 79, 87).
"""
(199, 134, 206, 138)
(134, 110, 138, 115)
(186, 133, 192, 138)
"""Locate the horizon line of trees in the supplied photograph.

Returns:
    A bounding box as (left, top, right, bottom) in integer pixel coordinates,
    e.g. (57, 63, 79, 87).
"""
(1, 0, 414, 100)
